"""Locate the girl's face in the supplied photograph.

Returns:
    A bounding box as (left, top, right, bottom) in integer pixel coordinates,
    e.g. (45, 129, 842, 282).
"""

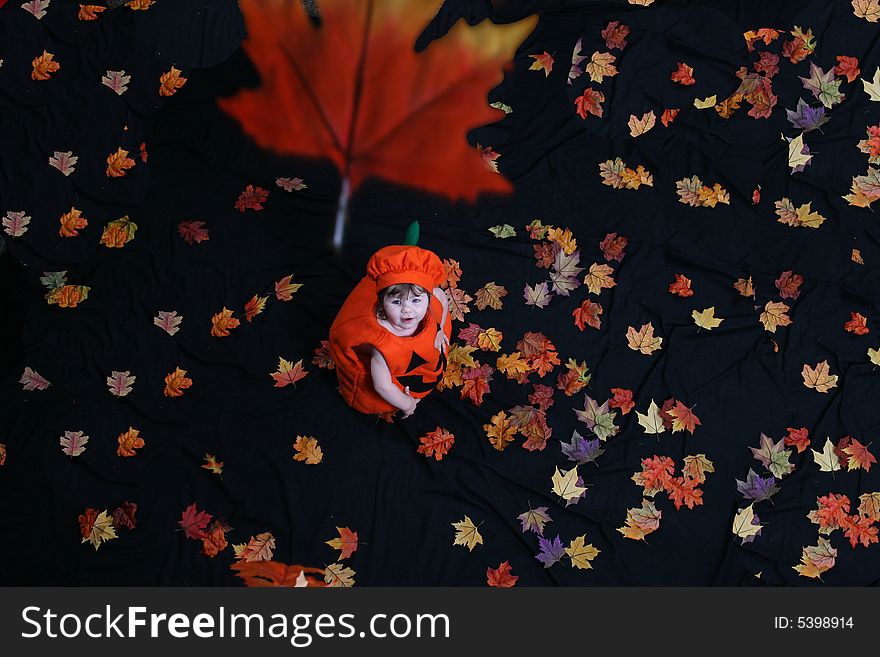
(382, 290, 429, 332)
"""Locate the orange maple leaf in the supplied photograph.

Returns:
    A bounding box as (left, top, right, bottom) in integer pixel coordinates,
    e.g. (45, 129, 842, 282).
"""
(244, 294, 268, 322)
(163, 366, 193, 397)
(528, 51, 554, 76)
(45, 285, 88, 308)
(660, 108, 680, 127)
(78, 5, 106, 21)
(201, 521, 228, 558)
(442, 259, 462, 289)
(59, 207, 88, 237)
(117, 427, 144, 457)
(202, 453, 223, 475)
(211, 307, 241, 337)
(271, 357, 308, 387)
(159, 66, 187, 97)
(106, 148, 135, 177)
(219, 0, 534, 247)
(416, 427, 455, 461)
(326, 527, 359, 560)
(572, 299, 602, 330)
(232, 561, 327, 587)
(31, 51, 60, 80)
(668, 273, 694, 297)
(843, 438, 876, 472)
(609, 388, 634, 415)
(667, 476, 703, 510)
(841, 514, 879, 548)
(843, 312, 869, 336)
(784, 426, 810, 453)
(274, 275, 303, 301)
(670, 62, 695, 85)
(520, 414, 551, 451)
(483, 411, 515, 451)
(668, 400, 701, 434)
(487, 561, 518, 587)
(808, 493, 850, 532)
(293, 435, 323, 464)
(556, 370, 584, 397)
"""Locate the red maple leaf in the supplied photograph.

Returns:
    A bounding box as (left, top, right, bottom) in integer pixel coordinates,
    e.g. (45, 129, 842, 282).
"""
(661, 108, 680, 127)
(640, 455, 676, 492)
(841, 514, 879, 548)
(843, 312, 869, 336)
(659, 397, 676, 430)
(670, 62, 695, 86)
(668, 400, 701, 434)
(457, 323, 484, 347)
(774, 270, 802, 300)
(232, 561, 327, 587)
(417, 427, 455, 461)
(599, 232, 628, 262)
(667, 476, 703, 510)
(487, 561, 518, 587)
(218, 0, 534, 245)
(178, 220, 209, 244)
(609, 388, 635, 415)
(201, 521, 228, 558)
(528, 384, 554, 411)
(784, 426, 810, 453)
(813, 493, 850, 532)
(78, 508, 99, 540)
(178, 503, 213, 540)
(572, 299, 602, 331)
(521, 414, 551, 452)
(574, 88, 604, 118)
(601, 20, 629, 50)
(834, 55, 860, 83)
(234, 184, 269, 212)
(111, 502, 138, 530)
(835, 435, 853, 469)
(460, 364, 493, 406)
(668, 274, 694, 297)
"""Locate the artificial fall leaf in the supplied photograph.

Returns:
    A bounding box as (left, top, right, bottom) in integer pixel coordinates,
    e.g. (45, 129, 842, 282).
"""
(234, 532, 276, 562)
(293, 435, 323, 464)
(487, 561, 518, 587)
(477, 144, 501, 172)
(775, 270, 803, 300)
(523, 282, 552, 308)
(753, 52, 779, 78)
(565, 535, 600, 569)
(322, 562, 355, 587)
(759, 301, 792, 333)
(31, 51, 60, 80)
(22, 1, 50, 19)
(608, 388, 634, 415)
(869, 346, 880, 366)
(857, 126, 880, 164)
(178, 220, 209, 244)
(202, 522, 229, 558)
(210, 307, 241, 337)
(668, 401, 701, 434)
(733, 504, 762, 540)
(692, 307, 723, 330)
(3, 210, 30, 237)
(202, 453, 223, 475)
(101, 69, 130, 94)
(853, 0, 880, 22)
(417, 426, 455, 460)
(60, 431, 89, 457)
(528, 51, 553, 76)
(244, 294, 268, 322)
(0, 444, 6, 466)
(811, 437, 842, 472)
(599, 233, 628, 262)
(79, 509, 118, 550)
(668, 274, 694, 297)
(20, 367, 51, 391)
(547, 227, 577, 255)
(46, 284, 90, 308)
(751, 434, 795, 478)
(667, 476, 704, 510)
(163, 366, 192, 397)
(235, 184, 269, 211)
(572, 299, 602, 330)
(488, 224, 516, 239)
(100, 215, 137, 247)
(232, 561, 325, 587)
(452, 516, 483, 551)
(159, 66, 187, 97)
(460, 364, 493, 404)
(743, 28, 781, 50)
(484, 411, 516, 452)
(496, 352, 530, 379)
(627, 111, 656, 137)
(277, 176, 307, 192)
(841, 514, 879, 548)
(661, 108, 680, 126)
(476, 327, 503, 352)
(843, 438, 876, 472)
(835, 55, 861, 83)
(676, 176, 729, 207)
(178, 503, 212, 540)
(670, 62, 695, 85)
(799, 63, 844, 109)
(787, 133, 813, 173)
(326, 527, 359, 560)
(106, 370, 135, 397)
(446, 287, 473, 323)
(636, 400, 666, 434)
(844, 312, 869, 335)
(617, 499, 661, 541)
(586, 51, 618, 83)
(859, 492, 880, 520)
(105, 147, 135, 177)
(802, 361, 838, 393)
(584, 262, 616, 295)
(49, 150, 77, 176)
(682, 454, 715, 483)
(111, 502, 138, 530)
(782, 26, 816, 65)
(861, 67, 880, 101)
(598, 159, 653, 190)
(474, 282, 507, 310)
(715, 94, 743, 119)
(626, 323, 663, 355)
(551, 466, 587, 502)
(601, 20, 629, 50)
(274, 275, 303, 301)
(59, 207, 87, 237)
(116, 427, 144, 457)
(574, 88, 605, 118)
(218, 0, 534, 208)
(844, 168, 880, 207)
(808, 493, 851, 533)
(785, 427, 811, 453)
(693, 95, 717, 109)
(793, 538, 836, 579)
(734, 276, 755, 298)
(154, 310, 183, 335)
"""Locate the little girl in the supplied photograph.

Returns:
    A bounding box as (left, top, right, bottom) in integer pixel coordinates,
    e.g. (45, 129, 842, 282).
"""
(329, 234, 451, 419)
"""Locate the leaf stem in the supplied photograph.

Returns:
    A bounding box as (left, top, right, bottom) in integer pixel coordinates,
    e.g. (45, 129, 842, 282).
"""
(332, 176, 351, 252)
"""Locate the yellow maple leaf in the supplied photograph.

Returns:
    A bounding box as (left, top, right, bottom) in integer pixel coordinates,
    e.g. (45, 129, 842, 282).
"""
(106, 147, 136, 177)
(293, 435, 323, 464)
(693, 94, 717, 109)
(584, 262, 616, 295)
(233, 532, 276, 562)
(760, 301, 792, 333)
(802, 360, 838, 393)
(274, 275, 303, 301)
(324, 562, 356, 587)
(159, 66, 187, 97)
(858, 492, 880, 520)
(627, 110, 656, 137)
(483, 411, 516, 451)
(626, 323, 663, 355)
(853, 0, 880, 23)
(692, 306, 723, 330)
(732, 504, 761, 540)
(81, 510, 118, 550)
(586, 51, 618, 83)
(474, 282, 507, 310)
(451, 516, 483, 551)
(565, 535, 600, 569)
(100, 215, 137, 247)
(476, 327, 503, 352)
(496, 352, 530, 379)
(793, 538, 836, 579)
(811, 437, 841, 472)
(734, 276, 755, 298)
(682, 454, 715, 483)
(210, 307, 241, 337)
(447, 343, 477, 369)
(546, 226, 577, 255)
(551, 466, 587, 501)
(868, 346, 880, 366)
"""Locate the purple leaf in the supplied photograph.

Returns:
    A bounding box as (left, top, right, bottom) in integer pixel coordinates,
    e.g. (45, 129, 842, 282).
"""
(786, 98, 828, 133)
(523, 282, 552, 308)
(735, 468, 779, 503)
(560, 430, 604, 465)
(741, 511, 762, 544)
(535, 535, 565, 568)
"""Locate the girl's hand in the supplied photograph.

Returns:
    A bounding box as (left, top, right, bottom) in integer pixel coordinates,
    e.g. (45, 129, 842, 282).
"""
(434, 329, 449, 354)
(400, 386, 420, 419)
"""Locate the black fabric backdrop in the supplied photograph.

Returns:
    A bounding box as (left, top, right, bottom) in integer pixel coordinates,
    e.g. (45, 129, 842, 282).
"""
(1, 0, 879, 585)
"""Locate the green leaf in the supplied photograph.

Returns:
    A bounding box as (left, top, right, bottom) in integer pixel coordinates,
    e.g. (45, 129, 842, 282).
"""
(488, 224, 517, 238)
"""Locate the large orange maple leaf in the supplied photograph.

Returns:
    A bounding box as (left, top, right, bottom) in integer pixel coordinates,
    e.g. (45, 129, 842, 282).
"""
(218, 0, 535, 247)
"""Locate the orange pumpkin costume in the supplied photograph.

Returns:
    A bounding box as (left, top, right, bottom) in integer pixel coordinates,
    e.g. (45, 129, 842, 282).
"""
(329, 245, 452, 415)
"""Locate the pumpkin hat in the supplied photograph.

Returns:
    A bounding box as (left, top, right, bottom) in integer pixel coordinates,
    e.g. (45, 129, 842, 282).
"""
(365, 221, 444, 292)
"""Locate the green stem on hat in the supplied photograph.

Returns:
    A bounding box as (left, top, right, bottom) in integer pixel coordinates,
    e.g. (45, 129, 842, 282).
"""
(403, 220, 420, 246)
